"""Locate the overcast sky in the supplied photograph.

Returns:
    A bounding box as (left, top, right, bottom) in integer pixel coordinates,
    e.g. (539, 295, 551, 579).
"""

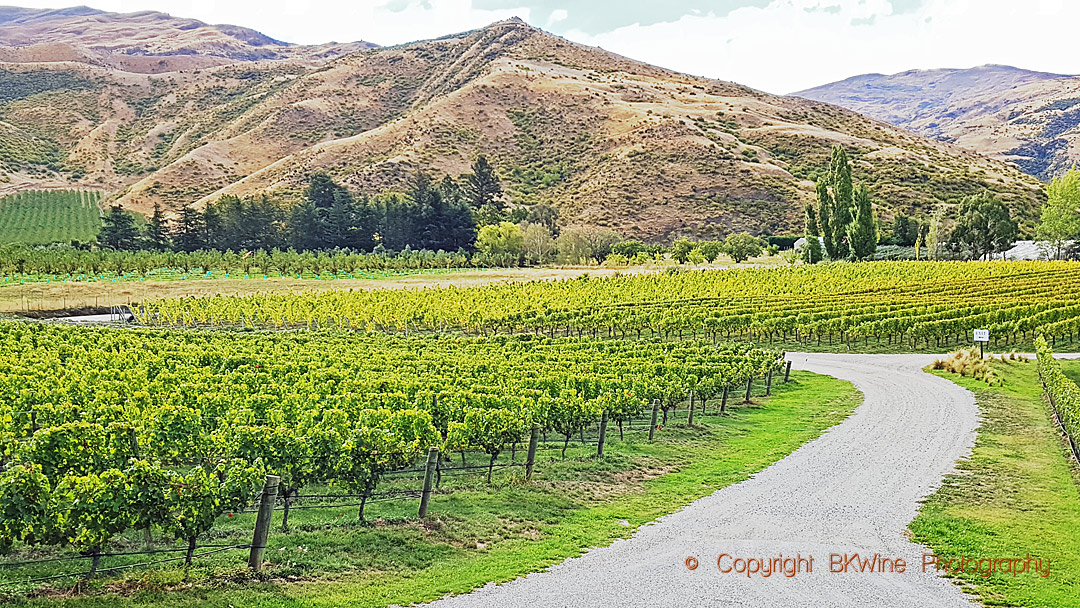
(15, 0, 1080, 93)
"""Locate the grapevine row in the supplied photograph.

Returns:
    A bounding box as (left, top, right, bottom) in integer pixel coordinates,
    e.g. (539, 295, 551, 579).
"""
(0, 322, 781, 570)
(1034, 336, 1080, 462)
(140, 261, 1080, 348)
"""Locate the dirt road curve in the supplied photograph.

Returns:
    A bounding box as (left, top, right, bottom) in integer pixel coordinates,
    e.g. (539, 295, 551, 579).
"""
(425, 354, 980, 608)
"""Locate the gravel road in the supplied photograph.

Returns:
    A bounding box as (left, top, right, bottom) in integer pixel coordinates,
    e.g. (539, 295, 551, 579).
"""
(424, 354, 980, 608)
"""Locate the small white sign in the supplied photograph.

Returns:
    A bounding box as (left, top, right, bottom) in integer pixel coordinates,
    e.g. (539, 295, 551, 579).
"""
(973, 329, 990, 343)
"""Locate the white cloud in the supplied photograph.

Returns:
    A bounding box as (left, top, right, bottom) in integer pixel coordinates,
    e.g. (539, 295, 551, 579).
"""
(547, 8, 568, 25)
(566, 0, 1080, 93)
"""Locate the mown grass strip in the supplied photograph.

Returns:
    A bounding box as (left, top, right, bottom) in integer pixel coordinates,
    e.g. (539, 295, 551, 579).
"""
(914, 359, 1080, 607)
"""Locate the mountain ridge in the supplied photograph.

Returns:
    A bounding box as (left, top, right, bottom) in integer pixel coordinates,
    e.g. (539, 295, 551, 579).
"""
(0, 9, 1046, 240)
(795, 64, 1080, 180)
(0, 5, 375, 72)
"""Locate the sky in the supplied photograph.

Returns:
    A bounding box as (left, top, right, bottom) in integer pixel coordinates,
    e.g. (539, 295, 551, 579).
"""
(12, 0, 1080, 93)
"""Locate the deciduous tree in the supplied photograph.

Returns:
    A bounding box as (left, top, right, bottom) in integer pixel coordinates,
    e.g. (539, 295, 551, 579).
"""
(723, 232, 763, 263)
(1036, 166, 1080, 260)
(817, 179, 835, 259)
(828, 146, 854, 259)
(803, 202, 824, 264)
(948, 192, 1018, 260)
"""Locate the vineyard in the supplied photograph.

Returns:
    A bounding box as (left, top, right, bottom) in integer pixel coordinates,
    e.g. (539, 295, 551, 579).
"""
(1036, 337, 1080, 462)
(0, 191, 102, 245)
(0, 321, 783, 589)
(0, 247, 498, 280)
(141, 261, 1080, 350)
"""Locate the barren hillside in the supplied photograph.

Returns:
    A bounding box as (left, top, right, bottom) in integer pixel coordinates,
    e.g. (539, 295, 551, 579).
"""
(796, 65, 1080, 181)
(0, 11, 1045, 240)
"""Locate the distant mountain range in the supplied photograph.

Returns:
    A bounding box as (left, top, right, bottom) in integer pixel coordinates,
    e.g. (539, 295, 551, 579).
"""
(0, 7, 1045, 239)
(0, 6, 374, 71)
(795, 65, 1080, 181)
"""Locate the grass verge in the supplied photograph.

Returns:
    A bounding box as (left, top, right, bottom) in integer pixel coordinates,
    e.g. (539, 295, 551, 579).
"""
(6, 371, 858, 607)
(913, 358, 1080, 607)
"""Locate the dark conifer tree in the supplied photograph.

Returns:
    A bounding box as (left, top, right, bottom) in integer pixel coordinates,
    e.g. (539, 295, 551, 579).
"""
(98, 204, 139, 250)
(465, 155, 502, 214)
(145, 202, 171, 251)
(804, 202, 824, 264)
(174, 205, 206, 252)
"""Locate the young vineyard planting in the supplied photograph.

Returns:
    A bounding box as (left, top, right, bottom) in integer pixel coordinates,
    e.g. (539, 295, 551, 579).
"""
(0, 322, 781, 575)
(0, 190, 102, 245)
(141, 261, 1080, 349)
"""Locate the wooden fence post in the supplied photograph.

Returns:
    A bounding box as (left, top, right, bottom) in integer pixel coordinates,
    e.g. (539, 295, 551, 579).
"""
(784, 361, 792, 383)
(418, 447, 439, 518)
(648, 400, 660, 440)
(766, 370, 773, 396)
(597, 410, 609, 458)
(525, 424, 540, 481)
(248, 475, 279, 571)
(687, 392, 695, 426)
(721, 386, 729, 415)
(744, 377, 754, 403)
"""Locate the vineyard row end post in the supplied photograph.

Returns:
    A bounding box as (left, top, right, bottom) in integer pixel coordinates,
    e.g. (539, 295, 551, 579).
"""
(418, 446, 439, 518)
(249, 474, 280, 571)
(525, 424, 540, 481)
(784, 360, 792, 383)
(766, 370, 773, 396)
(648, 400, 660, 441)
(597, 410, 609, 458)
(744, 376, 754, 403)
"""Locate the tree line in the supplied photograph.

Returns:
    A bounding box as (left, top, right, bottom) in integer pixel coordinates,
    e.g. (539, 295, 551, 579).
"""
(799, 145, 1024, 263)
(1036, 166, 1080, 260)
(99, 157, 509, 254)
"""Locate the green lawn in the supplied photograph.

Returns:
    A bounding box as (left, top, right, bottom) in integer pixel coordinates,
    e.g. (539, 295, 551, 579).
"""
(3, 371, 859, 607)
(0, 190, 102, 245)
(913, 358, 1080, 607)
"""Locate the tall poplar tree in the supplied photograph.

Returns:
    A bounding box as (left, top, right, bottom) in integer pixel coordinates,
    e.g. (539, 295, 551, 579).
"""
(816, 178, 836, 259)
(828, 145, 854, 259)
(848, 184, 877, 260)
(804, 202, 824, 264)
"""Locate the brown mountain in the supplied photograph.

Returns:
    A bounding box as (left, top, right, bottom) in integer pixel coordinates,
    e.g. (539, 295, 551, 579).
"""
(795, 65, 1080, 181)
(0, 11, 1045, 240)
(0, 5, 374, 72)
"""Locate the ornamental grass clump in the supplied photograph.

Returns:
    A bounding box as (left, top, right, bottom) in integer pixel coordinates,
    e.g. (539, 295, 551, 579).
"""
(932, 347, 1002, 386)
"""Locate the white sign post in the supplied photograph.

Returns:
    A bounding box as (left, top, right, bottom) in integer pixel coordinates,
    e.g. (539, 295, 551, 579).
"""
(973, 329, 990, 358)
